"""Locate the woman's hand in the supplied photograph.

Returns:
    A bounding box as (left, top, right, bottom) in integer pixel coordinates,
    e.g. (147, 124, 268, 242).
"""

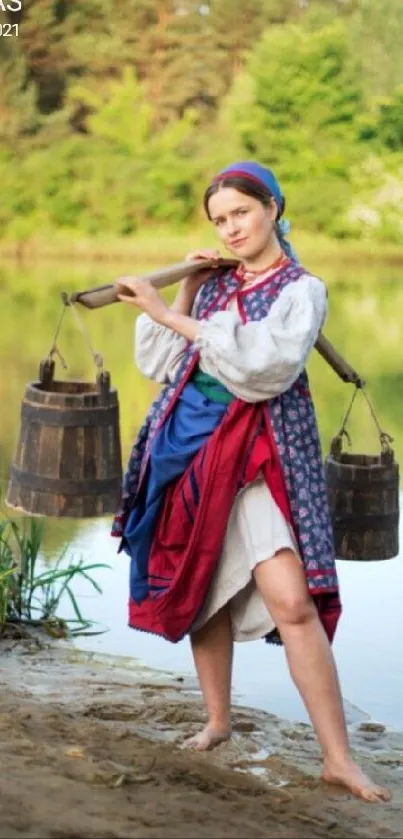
(115, 277, 169, 325)
(115, 250, 222, 339)
(182, 249, 222, 292)
(116, 275, 199, 342)
(168, 249, 222, 318)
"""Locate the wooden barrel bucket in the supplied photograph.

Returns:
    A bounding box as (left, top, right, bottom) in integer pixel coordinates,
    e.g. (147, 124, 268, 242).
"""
(6, 361, 122, 518)
(325, 443, 399, 561)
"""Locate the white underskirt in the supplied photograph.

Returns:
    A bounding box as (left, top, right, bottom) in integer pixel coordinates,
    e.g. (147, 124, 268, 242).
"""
(191, 475, 299, 641)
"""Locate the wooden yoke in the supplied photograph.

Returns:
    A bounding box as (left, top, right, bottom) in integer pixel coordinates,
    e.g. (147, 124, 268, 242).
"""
(70, 258, 363, 387)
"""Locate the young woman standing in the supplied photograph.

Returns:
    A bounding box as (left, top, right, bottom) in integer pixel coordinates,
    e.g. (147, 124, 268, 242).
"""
(113, 161, 390, 803)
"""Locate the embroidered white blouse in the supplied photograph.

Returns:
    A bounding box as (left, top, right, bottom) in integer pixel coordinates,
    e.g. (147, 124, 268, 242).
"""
(133, 273, 327, 641)
(134, 274, 327, 402)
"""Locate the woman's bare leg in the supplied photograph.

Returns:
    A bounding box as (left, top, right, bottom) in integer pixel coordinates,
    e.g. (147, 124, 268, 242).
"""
(254, 550, 390, 803)
(185, 605, 233, 750)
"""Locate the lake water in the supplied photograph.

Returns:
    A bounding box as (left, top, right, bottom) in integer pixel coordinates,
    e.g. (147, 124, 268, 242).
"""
(1, 255, 402, 729)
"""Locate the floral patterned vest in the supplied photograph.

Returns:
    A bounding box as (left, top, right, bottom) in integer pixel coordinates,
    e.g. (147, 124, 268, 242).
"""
(112, 261, 338, 596)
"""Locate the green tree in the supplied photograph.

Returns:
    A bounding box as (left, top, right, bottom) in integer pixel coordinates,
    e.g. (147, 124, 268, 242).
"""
(62, 67, 199, 229)
(223, 20, 363, 168)
(61, 0, 278, 126)
(220, 19, 364, 231)
(138, 0, 273, 124)
(351, 0, 403, 98)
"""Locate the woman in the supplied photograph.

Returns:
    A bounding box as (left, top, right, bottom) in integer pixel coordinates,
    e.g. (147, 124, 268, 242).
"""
(112, 161, 390, 803)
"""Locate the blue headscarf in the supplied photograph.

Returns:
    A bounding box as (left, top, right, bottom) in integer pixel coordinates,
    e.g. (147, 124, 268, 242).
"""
(214, 160, 296, 260)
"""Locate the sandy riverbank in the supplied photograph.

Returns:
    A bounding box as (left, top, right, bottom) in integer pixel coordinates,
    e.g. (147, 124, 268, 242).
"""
(1, 627, 402, 839)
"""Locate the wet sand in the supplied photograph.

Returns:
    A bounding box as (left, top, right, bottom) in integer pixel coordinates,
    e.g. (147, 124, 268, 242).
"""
(1, 627, 402, 839)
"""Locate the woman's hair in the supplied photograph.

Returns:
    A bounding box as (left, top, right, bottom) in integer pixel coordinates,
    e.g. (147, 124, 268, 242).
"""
(203, 175, 293, 258)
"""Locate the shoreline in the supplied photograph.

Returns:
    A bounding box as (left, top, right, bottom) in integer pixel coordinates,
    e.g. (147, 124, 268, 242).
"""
(1, 627, 402, 838)
(1, 228, 403, 269)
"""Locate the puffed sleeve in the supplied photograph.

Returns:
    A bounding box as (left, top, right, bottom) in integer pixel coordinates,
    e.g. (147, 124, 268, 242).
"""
(134, 313, 188, 383)
(195, 275, 327, 402)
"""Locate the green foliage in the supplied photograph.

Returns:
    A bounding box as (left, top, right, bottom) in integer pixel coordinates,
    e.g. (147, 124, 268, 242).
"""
(0, 40, 39, 141)
(0, 521, 15, 626)
(376, 87, 403, 152)
(0, 67, 199, 234)
(351, 0, 403, 98)
(225, 20, 363, 156)
(1, 0, 403, 241)
(0, 514, 109, 636)
(342, 154, 403, 241)
(221, 20, 364, 232)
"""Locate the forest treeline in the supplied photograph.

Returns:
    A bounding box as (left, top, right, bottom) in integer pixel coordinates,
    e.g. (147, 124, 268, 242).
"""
(1, 0, 402, 241)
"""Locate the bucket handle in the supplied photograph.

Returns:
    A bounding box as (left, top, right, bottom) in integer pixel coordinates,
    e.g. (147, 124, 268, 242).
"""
(38, 358, 112, 398)
(330, 384, 394, 464)
(40, 293, 110, 396)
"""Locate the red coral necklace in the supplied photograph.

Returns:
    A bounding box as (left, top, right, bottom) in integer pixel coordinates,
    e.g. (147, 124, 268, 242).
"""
(236, 251, 289, 287)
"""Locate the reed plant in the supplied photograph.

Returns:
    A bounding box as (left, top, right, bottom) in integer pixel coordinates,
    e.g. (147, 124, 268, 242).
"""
(0, 514, 108, 637)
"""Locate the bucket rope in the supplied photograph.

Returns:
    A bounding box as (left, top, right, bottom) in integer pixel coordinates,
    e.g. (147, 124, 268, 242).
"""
(44, 292, 104, 374)
(333, 383, 394, 456)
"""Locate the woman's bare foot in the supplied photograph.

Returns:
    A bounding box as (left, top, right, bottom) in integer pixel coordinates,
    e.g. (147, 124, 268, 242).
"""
(182, 725, 231, 752)
(322, 757, 391, 802)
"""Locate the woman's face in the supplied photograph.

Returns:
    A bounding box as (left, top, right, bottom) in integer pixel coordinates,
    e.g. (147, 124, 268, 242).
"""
(207, 186, 278, 260)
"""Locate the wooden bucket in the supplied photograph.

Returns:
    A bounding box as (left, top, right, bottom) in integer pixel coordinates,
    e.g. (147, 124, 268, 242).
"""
(6, 360, 122, 518)
(325, 437, 399, 561)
